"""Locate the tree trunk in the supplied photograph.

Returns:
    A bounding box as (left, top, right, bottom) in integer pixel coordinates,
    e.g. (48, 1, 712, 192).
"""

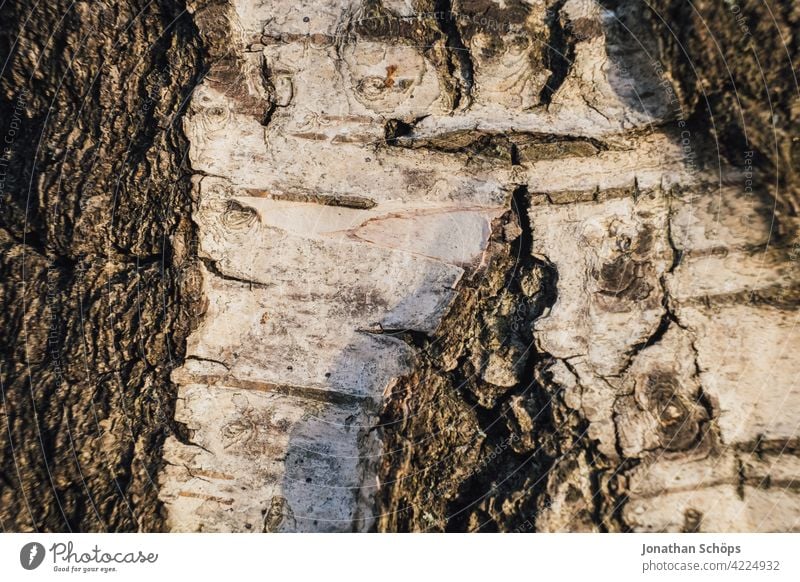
(2, 0, 798, 533)
(0, 0, 203, 532)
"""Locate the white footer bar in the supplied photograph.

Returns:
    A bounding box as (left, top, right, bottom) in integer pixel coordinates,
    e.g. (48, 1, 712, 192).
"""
(1, 533, 798, 581)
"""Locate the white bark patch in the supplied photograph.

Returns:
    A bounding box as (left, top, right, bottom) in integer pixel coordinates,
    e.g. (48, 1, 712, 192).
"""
(159, 0, 800, 532)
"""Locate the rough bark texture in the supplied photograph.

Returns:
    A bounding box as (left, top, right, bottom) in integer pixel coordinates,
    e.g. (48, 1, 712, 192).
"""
(1, 0, 799, 533)
(644, 0, 799, 222)
(0, 0, 203, 531)
(379, 0, 800, 532)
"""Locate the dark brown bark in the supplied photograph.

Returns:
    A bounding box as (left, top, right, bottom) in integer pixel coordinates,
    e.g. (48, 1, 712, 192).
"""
(0, 0, 203, 532)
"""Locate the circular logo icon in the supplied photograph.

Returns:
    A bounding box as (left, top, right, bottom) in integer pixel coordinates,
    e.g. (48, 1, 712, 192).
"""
(20, 542, 46, 570)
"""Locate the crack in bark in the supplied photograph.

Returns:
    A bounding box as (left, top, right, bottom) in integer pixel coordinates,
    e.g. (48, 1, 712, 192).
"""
(356, 327, 432, 351)
(178, 373, 371, 408)
(377, 185, 622, 532)
(199, 257, 269, 289)
(244, 188, 378, 210)
(432, 0, 475, 110)
(383, 119, 608, 165)
(185, 355, 231, 371)
(540, 0, 574, 106)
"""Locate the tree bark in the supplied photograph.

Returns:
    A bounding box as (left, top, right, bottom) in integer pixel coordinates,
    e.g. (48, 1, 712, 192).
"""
(0, 0, 203, 532)
(1, 0, 798, 533)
